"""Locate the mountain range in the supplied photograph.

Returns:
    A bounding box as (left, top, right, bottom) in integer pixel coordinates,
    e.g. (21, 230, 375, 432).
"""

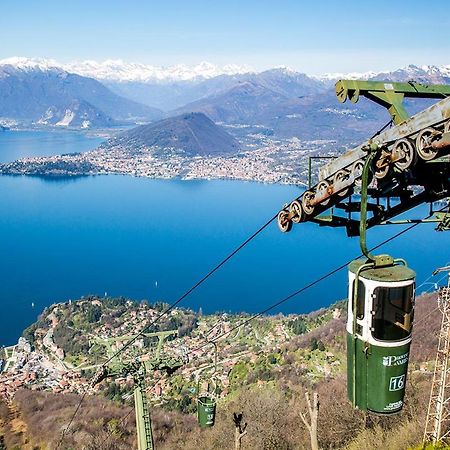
(7, 57, 447, 85)
(0, 57, 448, 139)
(0, 59, 162, 128)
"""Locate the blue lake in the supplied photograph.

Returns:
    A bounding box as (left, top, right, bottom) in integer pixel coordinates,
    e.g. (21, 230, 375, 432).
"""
(1, 131, 449, 345)
(0, 129, 104, 163)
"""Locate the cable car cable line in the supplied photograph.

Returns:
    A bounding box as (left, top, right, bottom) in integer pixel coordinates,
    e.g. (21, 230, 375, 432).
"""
(56, 213, 276, 447)
(100, 213, 277, 369)
(57, 205, 446, 447)
(198, 208, 448, 351)
(144, 205, 449, 405)
(416, 263, 450, 293)
(55, 391, 88, 449)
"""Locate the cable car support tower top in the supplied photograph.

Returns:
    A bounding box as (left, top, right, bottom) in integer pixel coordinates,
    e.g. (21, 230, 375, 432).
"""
(277, 80, 450, 236)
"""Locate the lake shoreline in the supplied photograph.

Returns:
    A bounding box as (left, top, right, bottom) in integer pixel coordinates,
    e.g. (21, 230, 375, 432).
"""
(1, 131, 448, 347)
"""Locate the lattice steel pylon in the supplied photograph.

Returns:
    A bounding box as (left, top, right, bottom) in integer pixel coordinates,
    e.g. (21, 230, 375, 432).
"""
(424, 266, 450, 445)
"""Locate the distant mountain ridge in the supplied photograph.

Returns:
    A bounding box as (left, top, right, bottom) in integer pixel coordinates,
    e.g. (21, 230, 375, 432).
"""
(104, 64, 450, 111)
(102, 67, 328, 111)
(0, 57, 251, 83)
(172, 80, 388, 142)
(0, 60, 162, 128)
(111, 112, 240, 156)
(4, 57, 448, 85)
(1, 57, 448, 137)
(173, 81, 292, 124)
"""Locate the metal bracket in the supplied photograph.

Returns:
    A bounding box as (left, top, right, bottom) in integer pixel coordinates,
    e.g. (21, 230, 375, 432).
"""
(336, 80, 450, 125)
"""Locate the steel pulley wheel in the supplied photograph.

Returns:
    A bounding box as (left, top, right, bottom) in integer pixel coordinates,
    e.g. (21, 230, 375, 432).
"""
(416, 127, 438, 161)
(373, 154, 390, 179)
(316, 180, 331, 206)
(348, 88, 360, 104)
(277, 210, 292, 233)
(302, 190, 316, 215)
(393, 138, 417, 170)
(351, 160, 365, 186)
(289, 200, 303, 224)
(333, 170, 349, 197)
(444, 119, 450, 134)
(335, 80, 348, 103)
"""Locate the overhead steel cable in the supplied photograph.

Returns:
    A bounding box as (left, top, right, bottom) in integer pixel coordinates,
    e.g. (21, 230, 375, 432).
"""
(418, 271, 450, 295)
(56, 212, 277, 447)
(58, 204, 449, 446)
(191, 208, 447, 352)
(370, 119, 393, 140)
(55, 391, 87, 449)
(145, 206, 449, 395)
(101, 213, 278, 367)
(414, 306, 440, 329)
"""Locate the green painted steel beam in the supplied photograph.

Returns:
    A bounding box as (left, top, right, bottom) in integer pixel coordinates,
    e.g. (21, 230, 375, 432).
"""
(335, 79, 450, 125)
(134, 370, 154, 450)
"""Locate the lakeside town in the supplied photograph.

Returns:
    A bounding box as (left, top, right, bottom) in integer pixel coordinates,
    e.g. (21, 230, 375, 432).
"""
(0, 296, 345, 406)
(0, 133, 344, 185)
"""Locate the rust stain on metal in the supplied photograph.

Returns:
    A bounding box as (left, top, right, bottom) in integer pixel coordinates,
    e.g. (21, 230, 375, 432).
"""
(432, 137, 450, 150)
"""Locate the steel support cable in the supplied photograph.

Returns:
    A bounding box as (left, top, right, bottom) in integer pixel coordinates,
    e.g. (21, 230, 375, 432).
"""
(411, 276, 447, 330)
(55, 391, 87, 449)
(59, 205, 450, 445)
(56, 213, 276, 447)
(101, 213, 277, 367)
(194, 209, 446, 353)
(370, 119, 393, 140)
(414, 306, 440, 329)
(144, 207, 449, 398)
(417, 271, 450, 295)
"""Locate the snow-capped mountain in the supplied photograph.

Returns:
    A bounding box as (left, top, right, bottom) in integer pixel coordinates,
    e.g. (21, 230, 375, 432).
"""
(316, 71, 378, 83)
(319, 64, 450, 84)
(0, 57, 448, 132)
(371, 64, 450, 84)
(0, 58, 162, 128)
(63, 60, 252, 83)
(0, 56, 62, 73)
(2, 57, 449, 85)
(0, 57, 252, 83)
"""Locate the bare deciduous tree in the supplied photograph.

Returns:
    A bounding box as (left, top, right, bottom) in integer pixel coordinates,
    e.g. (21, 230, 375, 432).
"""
(233, 412, 247, 450)
(299, 391, 319, 450)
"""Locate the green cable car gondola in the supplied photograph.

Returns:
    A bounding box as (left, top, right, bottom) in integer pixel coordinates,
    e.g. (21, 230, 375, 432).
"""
(346, 151, 416, 414)
(197, 380, 217, 427)
(197, 341, 218, 427)
(347, 256, 415, 414)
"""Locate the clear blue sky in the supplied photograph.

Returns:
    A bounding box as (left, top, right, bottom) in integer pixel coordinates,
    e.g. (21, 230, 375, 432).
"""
(1, 0, 449, 74)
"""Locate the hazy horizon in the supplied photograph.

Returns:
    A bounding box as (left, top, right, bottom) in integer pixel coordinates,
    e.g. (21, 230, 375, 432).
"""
(1, 0, 449, 75)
